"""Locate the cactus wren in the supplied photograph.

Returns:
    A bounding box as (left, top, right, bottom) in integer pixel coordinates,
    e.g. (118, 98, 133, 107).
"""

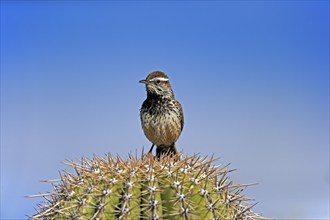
(139, 71, 184, 158)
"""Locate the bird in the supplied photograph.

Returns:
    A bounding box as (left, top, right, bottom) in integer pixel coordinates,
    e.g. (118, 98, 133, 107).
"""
(139, 71, 184, 158)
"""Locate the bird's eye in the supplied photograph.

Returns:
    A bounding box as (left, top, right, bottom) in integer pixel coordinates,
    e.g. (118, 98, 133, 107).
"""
(156, 80, 160, 84)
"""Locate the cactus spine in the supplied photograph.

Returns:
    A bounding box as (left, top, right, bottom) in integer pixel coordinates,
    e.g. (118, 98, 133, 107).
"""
(30, 154, 262, 219)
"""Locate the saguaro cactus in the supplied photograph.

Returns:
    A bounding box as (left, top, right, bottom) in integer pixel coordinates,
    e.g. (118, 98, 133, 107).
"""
(30, 154, 262, 219)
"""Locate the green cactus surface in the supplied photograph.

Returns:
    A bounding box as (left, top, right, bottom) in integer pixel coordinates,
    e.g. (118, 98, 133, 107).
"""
(30, 153, 262, 219)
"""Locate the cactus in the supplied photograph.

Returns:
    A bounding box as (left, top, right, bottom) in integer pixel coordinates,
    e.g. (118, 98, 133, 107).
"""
(30, 153, 262, 219)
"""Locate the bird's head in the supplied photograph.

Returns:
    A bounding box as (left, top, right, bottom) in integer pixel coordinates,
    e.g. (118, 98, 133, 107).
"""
(139, 71, 174, 97)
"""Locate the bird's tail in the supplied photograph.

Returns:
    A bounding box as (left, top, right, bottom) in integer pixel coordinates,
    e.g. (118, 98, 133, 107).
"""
(156, 144, 178, 158)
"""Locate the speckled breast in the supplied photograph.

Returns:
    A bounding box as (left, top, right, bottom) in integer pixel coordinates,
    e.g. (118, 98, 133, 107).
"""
(141, 108, 182, 146)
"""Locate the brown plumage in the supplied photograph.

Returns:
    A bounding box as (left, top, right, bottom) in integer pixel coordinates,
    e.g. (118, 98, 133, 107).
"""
(139, 71, 184, 157)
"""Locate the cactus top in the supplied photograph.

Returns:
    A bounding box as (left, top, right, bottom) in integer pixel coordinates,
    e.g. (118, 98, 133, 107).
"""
(30, 154, 263, 220)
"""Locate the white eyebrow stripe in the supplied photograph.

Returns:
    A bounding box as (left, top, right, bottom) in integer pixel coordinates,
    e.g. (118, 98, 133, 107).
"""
(150, 77, 169, 82)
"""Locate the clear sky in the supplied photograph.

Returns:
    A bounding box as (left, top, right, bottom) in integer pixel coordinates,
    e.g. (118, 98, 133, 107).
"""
(1, 1, 329, 219)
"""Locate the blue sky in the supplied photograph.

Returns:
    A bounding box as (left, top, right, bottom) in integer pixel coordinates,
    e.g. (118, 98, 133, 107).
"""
(1, 1, 329, 219)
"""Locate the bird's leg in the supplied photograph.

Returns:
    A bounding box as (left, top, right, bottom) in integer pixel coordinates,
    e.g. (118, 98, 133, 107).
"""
(148, 144, 155, 154)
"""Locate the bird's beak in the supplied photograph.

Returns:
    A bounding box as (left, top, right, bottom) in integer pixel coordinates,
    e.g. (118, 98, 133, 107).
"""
(139, 79, 147, 84)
